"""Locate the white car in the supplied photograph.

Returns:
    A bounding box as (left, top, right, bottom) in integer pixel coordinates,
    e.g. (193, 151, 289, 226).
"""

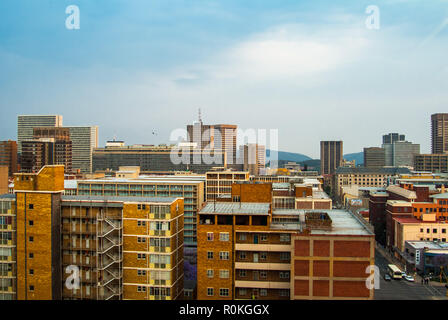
(404, 275, 415, 282)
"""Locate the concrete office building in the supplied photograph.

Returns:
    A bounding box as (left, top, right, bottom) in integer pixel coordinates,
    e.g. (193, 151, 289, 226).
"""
(383, 133, 405, 144)
(17, 115, 63, 154)
(320, 141, 343, 175)
(431, 113, 448, 154)
(414, 154, 448, 173)
(238, 143, 266, 176)
(93, 144, 226, 174)
(67, 126, 98, 174)
(363, 147, 385, 168)
(0, 141, 18, 177)
(383, 140, 420, 168)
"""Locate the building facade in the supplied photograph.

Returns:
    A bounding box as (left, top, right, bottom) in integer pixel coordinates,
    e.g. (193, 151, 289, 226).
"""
(0, 141, 18, 177)
(320, 141, 343, 175)
(431, 113, 448, 154)
(363, 147, 385, 168)
(67, 126, 98, 174)
(414, 154, 448, 173)
(17, 115, 63, 154)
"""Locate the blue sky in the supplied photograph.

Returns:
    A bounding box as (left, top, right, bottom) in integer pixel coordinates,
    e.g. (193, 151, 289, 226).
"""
(1, 0, 448, 158)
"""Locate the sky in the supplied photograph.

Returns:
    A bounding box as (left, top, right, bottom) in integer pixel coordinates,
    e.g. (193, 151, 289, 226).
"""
(0, 0, 447, 158)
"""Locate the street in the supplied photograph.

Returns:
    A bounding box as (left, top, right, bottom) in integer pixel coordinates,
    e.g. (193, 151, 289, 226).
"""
(374, 247, 447, 300)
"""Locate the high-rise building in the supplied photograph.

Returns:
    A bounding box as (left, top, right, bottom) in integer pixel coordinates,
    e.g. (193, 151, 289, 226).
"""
(67, 126, 98, 173)
(17, 115, 63, 154)
(431, 113, 448, 154)
(363, 147, 385, 168)
(186, 114, 237, 165)
(382, 133, 405, 144)
(320, 141, 343, 175)
(238, 143, 266, 175)
(382, 141, 420, 167)
(0, 193, 16, 300)
(20, 139, 56, 173)
(0, 166, 8, 194)
(0, 140, 18, 176)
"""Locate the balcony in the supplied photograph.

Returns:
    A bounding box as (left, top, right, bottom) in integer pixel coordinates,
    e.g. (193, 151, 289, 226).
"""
(235, 262, 290, 271)
(235, 243, 292, 252)
(235, 280, 290, 289)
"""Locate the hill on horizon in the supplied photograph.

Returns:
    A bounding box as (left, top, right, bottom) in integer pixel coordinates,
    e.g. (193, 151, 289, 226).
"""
(266, 149, 312, 163)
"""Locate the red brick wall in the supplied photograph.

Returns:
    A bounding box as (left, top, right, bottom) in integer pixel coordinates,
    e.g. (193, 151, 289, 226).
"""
(334, 240, 370, 257)
(294, 260, 309, 276)
(333, 281, 369, 298)
(313, 240, 330, 257)
(333, 261, 370, 277)
(313, 280, 329, 297)
(294, 280, 309, 296)
(294, 240, 310, 256)
(313, 261, 330, 277)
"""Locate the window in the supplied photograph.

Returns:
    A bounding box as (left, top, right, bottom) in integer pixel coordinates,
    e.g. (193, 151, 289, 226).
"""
(137, 253, 146, 260)
(137, 286, 146, 292)
(137, 204, 142, 210)
(239, 233, 247, 241)
(29, 236, 34, 243)
(29, 285, 34, 292)
(280, 252, 290, 261)
(443, 229, 446, 234)
(260, 252, 267, 260)
(207, 232, 214, 241)
(280, 271, 290, 279)
(137, 237, 146, 243)
(28, 204, 34, 210)
(137, 270, 146, 276)
(279, 290, 289, 297)
(29, 269, 34, 275)
(280, 234, 290, 242)
(219, 251, 229, 260)
(420, 228, 424, 233)
(427, 229, 430, 233)
(239, 270, 247, 277)
(220, 270, 229, 279)
(219, 288, 229, 297)
(260, 289, 267, 297)
(137, 220, 146, 227)
(219, 232, 229, 241)
(207, 269, 214, 278)
(207, 288, 214, 296)
(260, 271, 267, 278)
(207, 251, 214, 259)
(29, 220, 34, 226)
(29, 253, 34, 259)
(239, 288, 247, 296)
(442, 238, 446, 242)
(239, 251, 247, 260)
(260, 234, 268, 242)
(433, 229, 438, 233)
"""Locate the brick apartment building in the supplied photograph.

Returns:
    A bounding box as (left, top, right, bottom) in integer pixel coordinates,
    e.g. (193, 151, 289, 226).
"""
(197, 183, 375, 300)
(0, 165, 185, 300)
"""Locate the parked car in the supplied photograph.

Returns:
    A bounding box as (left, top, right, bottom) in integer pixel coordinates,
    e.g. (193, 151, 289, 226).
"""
(401, 272, 407, 278)
(384, 274, 392, 281)
(404, 275, 415, 282)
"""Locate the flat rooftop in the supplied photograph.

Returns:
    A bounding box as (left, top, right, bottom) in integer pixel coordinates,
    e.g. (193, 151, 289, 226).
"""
(62, 195, 179, 204)
(200, 202, 270, 215)
(273, 209, 373, 236)
(406, 241, 448, 250)
(76, 176, 204, 184)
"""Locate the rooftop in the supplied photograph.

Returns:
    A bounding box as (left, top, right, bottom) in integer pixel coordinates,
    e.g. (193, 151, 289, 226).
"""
(200, 202, 270, 215)
(430, 193, 448, 199)
(335, 167, 411, 175)
(62, 195, 179, 204)
(406, 241, 448, 250)
(386, 185, 417, 199)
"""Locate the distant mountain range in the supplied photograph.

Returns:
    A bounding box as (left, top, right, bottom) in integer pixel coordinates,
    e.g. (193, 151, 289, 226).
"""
(266, 149, 312, 163)
(266, 150, 364, 166)
(343, 152, 364, 165)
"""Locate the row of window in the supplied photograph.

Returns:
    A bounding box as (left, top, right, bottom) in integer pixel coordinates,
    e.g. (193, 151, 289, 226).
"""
(207, 232, 229, 241)
(207, 251, 229, 260)
(420, 228, 447, 234)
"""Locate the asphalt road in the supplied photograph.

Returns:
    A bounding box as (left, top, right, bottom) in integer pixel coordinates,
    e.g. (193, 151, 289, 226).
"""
(374, 248, 447, 300)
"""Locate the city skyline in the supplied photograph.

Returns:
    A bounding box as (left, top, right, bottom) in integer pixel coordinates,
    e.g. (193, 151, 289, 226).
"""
(1, 1, 448, 158)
